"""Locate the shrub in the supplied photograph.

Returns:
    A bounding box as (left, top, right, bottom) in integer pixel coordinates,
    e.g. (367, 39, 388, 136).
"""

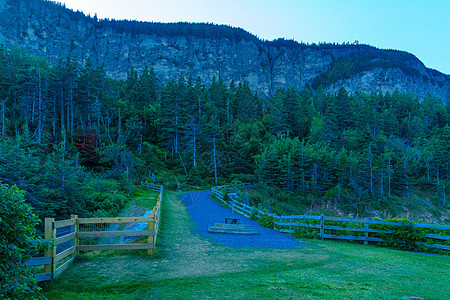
(372, 218, 431, 252)
(90, 191, 128, 217)
(0, 183, 41, 299)
(257, 213, 275, 229)
(249, 192, 264, 207)
(293, 227, 319, 239)
(250, 205, 264, 221)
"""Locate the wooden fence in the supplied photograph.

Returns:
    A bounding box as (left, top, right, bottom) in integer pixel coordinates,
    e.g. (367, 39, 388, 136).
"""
(29, 184, 163, 282)
(141, 182, 163, 245)
(212, 187, 253, 218)
(211, 186, 450, 251)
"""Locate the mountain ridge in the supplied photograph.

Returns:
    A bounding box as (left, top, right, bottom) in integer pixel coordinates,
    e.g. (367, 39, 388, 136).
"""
(0, 0, 448, 100)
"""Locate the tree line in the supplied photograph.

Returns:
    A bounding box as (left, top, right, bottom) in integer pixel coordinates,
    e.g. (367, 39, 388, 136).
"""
(0, 44, 448, 221)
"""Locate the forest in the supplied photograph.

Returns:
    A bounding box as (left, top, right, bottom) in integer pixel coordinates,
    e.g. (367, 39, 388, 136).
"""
(0, 44, 449, 225)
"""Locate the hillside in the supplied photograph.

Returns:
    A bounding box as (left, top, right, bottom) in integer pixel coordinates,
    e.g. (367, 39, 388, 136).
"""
(0, 0, 448, 100)
(0, 0, 448, 226)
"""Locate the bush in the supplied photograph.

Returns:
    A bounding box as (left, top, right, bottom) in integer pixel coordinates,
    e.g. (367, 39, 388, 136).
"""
(371, 218, 432, 252)
(249, 192, 264, 208)
(293, 227, 319, 239)
(90, 191, 128, 217)
(257, 213, 275, 229)
(83, 179, 129, 217)
(250, 205, 264, 221)
(0, 183, 41, 299)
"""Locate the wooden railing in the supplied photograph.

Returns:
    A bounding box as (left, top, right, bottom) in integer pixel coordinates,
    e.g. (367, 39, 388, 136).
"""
(25, 239, 53, 282)
(274, 214, 450, 250)
(141, 181, 163, 193)
(211, 186, 253, 218)
(29, 183, 163, 282)
(141, 181, 163, 245)
(210, 186, 450, 251)
(74, 215, 157, 253)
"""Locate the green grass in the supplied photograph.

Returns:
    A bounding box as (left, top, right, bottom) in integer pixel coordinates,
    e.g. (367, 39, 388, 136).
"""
(42, 191, 450, 300)
(130, 188, 160, 210)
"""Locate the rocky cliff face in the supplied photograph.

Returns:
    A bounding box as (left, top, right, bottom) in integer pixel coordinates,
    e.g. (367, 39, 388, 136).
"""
(324, 68, 448, 98)
(0, 0, 448, 101)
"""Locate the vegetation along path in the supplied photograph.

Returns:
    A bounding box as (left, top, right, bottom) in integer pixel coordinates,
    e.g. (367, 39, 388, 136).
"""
(43, 191, 450, 299)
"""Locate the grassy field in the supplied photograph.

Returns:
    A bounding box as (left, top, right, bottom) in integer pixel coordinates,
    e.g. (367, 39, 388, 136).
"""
(42, 191, 450, 300)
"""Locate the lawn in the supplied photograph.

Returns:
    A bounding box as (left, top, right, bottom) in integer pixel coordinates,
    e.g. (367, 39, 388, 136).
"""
(42, 191, 450, 300)
(130, 188, 160, 210)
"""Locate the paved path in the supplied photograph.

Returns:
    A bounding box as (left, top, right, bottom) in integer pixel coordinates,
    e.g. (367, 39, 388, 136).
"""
(181, 190, 307, 248)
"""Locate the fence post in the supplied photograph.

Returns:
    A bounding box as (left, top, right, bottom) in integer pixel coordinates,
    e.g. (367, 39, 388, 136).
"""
(71, 215, 79, 256)
(44, 218, 56, 279)
(320, 214, 324, 239)
(364, 218, 369, 245)
(147, 217, 156, 255)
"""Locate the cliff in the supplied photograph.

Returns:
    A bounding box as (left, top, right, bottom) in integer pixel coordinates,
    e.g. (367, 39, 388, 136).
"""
(0, 0, 448, 100)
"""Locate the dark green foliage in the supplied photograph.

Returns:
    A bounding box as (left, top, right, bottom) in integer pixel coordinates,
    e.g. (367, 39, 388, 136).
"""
(0, 40, 448, 227)
(257, 213, 275, 229)
(0, 183, 40, 299)
(371, 218, 449, 253)
(293, 227, 319, 240)
(257, 88, 448, 215)
(0, 136, 130, 225)
(249, 207, 260, 221)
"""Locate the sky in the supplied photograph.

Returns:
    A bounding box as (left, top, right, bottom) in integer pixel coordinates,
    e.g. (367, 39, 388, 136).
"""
(56, 0, 450, 75)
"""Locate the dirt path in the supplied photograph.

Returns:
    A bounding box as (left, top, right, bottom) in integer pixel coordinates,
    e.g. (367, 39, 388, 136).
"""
(144, 191, 316, 279)
(181, 190, 307, 248)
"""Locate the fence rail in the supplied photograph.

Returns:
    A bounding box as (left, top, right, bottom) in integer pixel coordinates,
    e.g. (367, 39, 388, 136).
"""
(141, 182, 163, 244)
(141, 181, 163, 192)
(211, 186, 450, 250)
(29, 183, 164, 282)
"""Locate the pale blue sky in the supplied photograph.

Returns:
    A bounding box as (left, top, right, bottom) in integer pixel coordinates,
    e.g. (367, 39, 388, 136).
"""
(57, 0, 450, 74)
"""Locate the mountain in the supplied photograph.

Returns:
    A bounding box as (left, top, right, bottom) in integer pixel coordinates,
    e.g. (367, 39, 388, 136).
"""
(0, 0, 448, 100)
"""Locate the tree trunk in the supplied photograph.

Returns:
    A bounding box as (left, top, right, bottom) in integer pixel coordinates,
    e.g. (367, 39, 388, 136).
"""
(388, 154, 391, 198)
(301, 142, 305, 192)
(442, 184, 446, 206)
(179, 154, 188, 176)
(193, 119, 197, 166)
(369, 146, 373, 194)
(226, 97, 230, 125)
(66, 86, 70, 140)
(175, 113, 178, 153)
(37, 67, 42, 144)
(70, 79, 74, 141)
(213, 136, 217, 185)
(52, 95, 56, 137)
(60, 73, 64, 135)
(139, 129, 143, 156)
(0, 98, 7, 136)
(198, 95, 202, 124)
(117, 107, 121, 143)
(437, 166, 440, 186)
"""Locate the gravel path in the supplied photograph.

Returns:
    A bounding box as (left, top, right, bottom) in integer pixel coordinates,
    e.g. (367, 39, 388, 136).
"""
(181, 190, 307, 248)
